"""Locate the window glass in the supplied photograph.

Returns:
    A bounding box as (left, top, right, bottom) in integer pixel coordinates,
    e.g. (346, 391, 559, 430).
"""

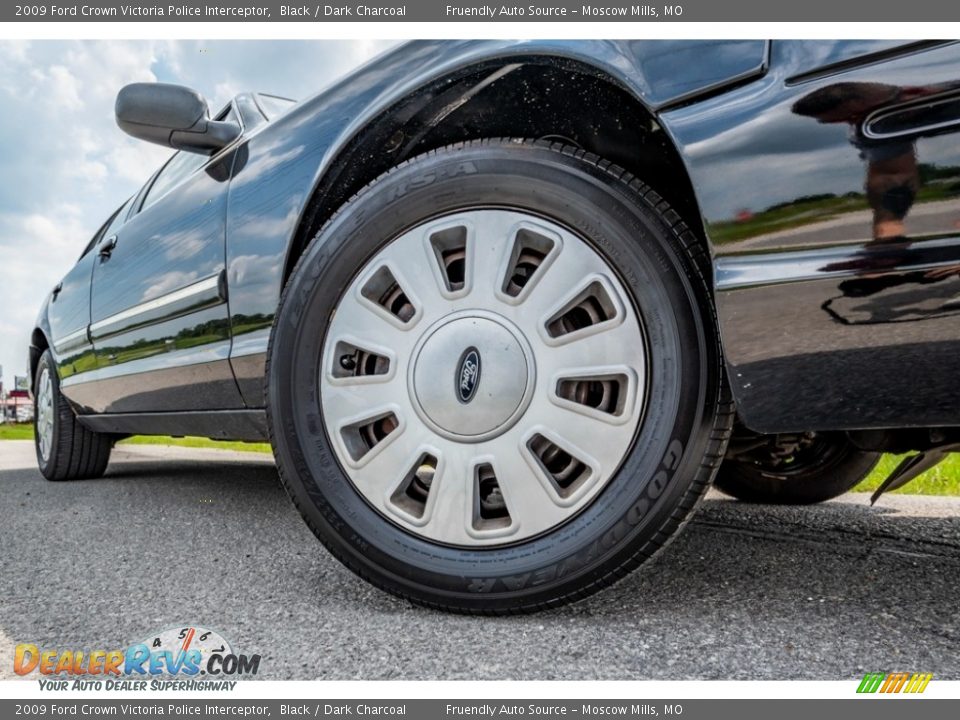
(140, 151, 208, 211)
(104, 195, 135, 236)
(81, 195, 133, 258)
(218, 105, 239, 125)
(139, 106, 240, 211)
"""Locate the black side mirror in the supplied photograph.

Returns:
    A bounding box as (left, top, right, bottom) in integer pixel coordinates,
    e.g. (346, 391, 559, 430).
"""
(115, 83, 240, 155)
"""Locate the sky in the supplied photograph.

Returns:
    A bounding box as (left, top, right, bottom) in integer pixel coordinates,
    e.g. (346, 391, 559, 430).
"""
(0, 39, 396, 392)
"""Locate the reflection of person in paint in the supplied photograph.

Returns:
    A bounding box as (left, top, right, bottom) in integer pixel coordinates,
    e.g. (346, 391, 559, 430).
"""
(794, 82, 960, 320)
(793, 82, 924, 241)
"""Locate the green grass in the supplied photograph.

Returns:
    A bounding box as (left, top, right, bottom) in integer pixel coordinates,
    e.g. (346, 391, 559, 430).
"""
(709, 183, 959, 245)
(0, 423, 270, 453)
(118, 435, 272, 454)
(710, 195, 869, 245)
(3, 422, 960, 495)
(855, 452, 960, 496)
(0, 424, 35, 440)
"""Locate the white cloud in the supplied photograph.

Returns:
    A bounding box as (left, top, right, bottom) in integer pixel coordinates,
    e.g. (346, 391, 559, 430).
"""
(142, 270, 200, 302)
(0, 40, 396, 388)
(46, 66, 83, 109)
(0, 205, 90, 382)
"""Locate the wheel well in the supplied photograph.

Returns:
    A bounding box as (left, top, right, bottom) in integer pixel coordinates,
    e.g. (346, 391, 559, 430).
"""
(283, 59, 708, 284)
(29, 328, 49, 392)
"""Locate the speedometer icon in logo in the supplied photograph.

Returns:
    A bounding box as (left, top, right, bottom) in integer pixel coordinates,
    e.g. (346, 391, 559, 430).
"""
(143, 626, 232, 674)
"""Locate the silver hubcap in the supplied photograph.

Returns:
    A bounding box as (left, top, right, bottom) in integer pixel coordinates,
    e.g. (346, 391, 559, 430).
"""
(320, 209, 647, 546)
(36, 368, 54, 462)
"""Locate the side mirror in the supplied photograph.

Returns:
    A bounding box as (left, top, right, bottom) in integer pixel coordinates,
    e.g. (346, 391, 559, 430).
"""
(115, 83, 240, 155)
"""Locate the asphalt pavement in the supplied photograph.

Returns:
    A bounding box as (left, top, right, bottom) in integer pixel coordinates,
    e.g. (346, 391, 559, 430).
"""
(1, 440, 958, 680)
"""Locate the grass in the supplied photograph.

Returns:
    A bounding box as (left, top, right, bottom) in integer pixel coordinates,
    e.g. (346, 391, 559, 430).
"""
(0, 424, 35, 440)
(855, 453, 960, 496)
(710, 194, 869, 245)
(117, 434, 272, 454)
(3, 423, 959, 495)
(708, 182, 959, 245)
(0, 423, 270, 453)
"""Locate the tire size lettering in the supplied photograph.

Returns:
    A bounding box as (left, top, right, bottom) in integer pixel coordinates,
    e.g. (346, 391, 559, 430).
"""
(467, 437, 685, 593)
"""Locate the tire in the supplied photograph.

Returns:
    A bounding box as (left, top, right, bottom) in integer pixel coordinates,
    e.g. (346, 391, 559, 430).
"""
(34, 349, 114, 481)
(267, 139, 732, 613)
(714, 431, 880, 504)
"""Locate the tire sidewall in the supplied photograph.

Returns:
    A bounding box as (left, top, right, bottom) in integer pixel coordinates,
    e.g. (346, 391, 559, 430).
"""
(269, 143, 717, 607)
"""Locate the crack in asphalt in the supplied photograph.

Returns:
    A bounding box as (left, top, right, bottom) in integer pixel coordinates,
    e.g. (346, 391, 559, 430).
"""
(691, 518, 960, 561)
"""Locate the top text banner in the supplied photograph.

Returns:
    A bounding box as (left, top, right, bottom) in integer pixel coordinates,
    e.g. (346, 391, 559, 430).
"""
(6, 0, 960, 22)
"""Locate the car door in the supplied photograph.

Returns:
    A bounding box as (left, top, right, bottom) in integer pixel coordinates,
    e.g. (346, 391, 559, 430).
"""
(47, 202, 130, 387)
(75, 108, 246, 414)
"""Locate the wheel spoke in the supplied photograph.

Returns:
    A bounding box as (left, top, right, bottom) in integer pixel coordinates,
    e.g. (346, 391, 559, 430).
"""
(466, 212, 520, 302)
(330, 290, 419, 356)
(375, 230, 451, 316)
(535, 320, 645, 379)
(518, 238, 607, 318)
(490, 441, 570, 526)
(320, 377, 410, 432)
(347, 425, 424, 502)
(422, 447, 472, 544)
(528, 404, 635, 479)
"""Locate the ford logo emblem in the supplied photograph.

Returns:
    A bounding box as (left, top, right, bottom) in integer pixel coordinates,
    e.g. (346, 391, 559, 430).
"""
(456, 347, 481, 404)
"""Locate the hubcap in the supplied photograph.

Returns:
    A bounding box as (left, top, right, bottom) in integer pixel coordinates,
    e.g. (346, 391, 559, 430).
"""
(320, 209, 647, 546)
(36, 368, 54, 463)
(410, 311, 535, 441)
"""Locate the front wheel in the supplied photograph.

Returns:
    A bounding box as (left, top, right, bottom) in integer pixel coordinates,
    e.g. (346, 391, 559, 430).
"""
(267, 139, 732, 613)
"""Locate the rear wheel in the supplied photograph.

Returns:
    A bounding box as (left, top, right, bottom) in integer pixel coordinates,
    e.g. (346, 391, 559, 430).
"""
(715, 429, 880, 504)
(267, 139, 732, 613)
(34, 350, 114, 481)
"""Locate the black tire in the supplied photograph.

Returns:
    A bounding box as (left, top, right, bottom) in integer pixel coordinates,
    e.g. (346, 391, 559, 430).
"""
(33, 350, 113, 481)
(267, 139, 732, 613)
(714, 432, 880, 504)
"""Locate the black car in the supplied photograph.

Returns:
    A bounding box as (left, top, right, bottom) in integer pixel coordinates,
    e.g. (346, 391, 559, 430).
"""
(30, 40, 960, 612)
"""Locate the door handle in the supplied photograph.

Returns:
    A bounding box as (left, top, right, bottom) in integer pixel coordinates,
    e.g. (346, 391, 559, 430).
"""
(863, 92, 960, 140)
(98, 235, 118, 258)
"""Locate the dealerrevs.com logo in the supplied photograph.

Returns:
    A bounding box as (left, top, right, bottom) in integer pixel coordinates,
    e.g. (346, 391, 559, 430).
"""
(14, 626, 260, 691)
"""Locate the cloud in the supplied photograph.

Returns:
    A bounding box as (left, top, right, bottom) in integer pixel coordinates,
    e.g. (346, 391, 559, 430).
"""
(142, 270, 201, 302)
(0, 40, 395, 388)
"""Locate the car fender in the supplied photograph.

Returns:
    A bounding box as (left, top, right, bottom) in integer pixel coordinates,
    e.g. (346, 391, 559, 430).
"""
(223, 40, 769, 405)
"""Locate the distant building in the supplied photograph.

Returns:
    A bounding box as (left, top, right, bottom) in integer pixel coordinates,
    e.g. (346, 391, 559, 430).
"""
(2, 390, 33, 423)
